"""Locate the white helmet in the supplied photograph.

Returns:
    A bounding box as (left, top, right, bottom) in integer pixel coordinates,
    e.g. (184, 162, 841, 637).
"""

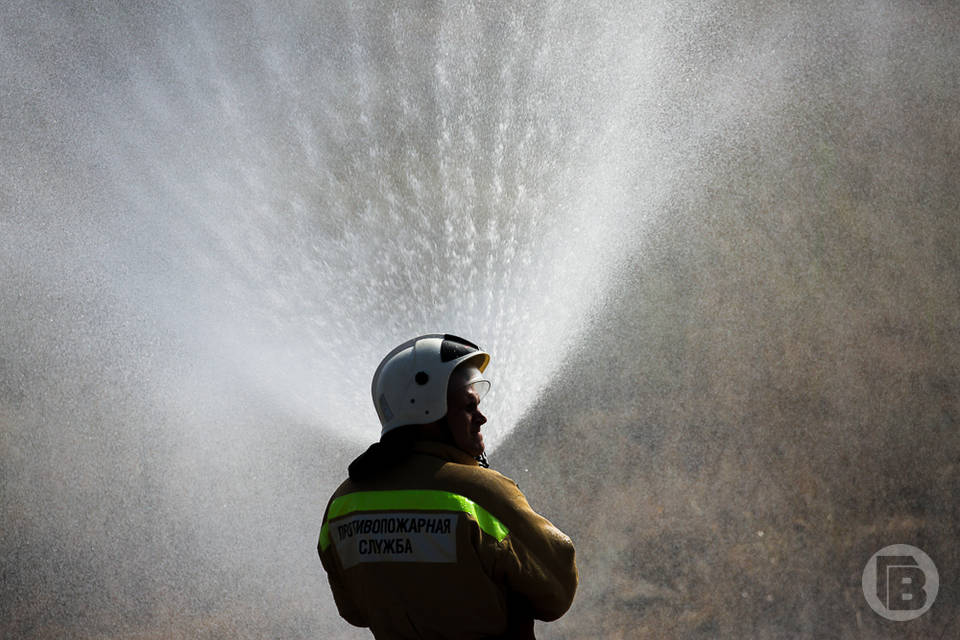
(372, 334, 490, 437)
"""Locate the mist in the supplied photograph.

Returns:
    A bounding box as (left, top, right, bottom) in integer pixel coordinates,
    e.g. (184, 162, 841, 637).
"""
(2, 2, 958, 638)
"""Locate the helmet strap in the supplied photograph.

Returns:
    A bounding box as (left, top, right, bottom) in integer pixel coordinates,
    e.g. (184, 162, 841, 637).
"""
(476, 451, 489, 468)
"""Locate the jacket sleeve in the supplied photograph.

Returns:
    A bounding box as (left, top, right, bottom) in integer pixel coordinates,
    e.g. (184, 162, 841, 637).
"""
(318, 512, 368, 627)
(488, 477, 578, 621)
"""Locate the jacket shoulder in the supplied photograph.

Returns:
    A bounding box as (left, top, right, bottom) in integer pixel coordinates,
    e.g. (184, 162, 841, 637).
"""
(433, 464, 536, 526)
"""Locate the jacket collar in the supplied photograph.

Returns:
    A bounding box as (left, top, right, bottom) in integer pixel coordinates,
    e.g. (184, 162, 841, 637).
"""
(412, 440, 480, 466)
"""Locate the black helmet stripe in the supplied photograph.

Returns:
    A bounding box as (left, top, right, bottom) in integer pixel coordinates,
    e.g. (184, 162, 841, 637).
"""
(440, 334, 479, 362)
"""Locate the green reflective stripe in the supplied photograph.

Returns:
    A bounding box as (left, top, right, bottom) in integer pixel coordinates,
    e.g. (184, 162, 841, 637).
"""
(319, 489, 509, 551)
(319, 523, 331, 551)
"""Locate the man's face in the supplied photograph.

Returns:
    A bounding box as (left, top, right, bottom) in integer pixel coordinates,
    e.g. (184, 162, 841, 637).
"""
(446, 383, 487, 458)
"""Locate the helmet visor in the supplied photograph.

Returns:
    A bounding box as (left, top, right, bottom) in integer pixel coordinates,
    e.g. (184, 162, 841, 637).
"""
(449, 364, 490, 401)
(468, 379, 491, 402)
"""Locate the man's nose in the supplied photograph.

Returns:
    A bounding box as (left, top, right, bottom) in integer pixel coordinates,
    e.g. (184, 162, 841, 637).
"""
(475, 410, 487, 425)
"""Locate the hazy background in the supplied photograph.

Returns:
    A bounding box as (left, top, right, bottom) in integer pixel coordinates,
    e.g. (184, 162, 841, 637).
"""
(2, 1, 958, 638)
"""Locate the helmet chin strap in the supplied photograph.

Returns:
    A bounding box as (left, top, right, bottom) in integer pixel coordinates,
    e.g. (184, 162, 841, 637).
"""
(476, 451, 489, 468)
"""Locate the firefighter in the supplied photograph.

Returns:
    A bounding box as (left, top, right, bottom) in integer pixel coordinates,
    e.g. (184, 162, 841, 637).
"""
(318, 334, 577, 639)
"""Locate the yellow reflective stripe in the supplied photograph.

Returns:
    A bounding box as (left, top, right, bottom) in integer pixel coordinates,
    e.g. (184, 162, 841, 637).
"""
(319, 489, 509, 551)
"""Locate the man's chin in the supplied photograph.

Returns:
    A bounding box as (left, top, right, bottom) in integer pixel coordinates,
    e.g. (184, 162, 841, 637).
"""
(465, 436, 484, 459)
(453, 427, 484, 458)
